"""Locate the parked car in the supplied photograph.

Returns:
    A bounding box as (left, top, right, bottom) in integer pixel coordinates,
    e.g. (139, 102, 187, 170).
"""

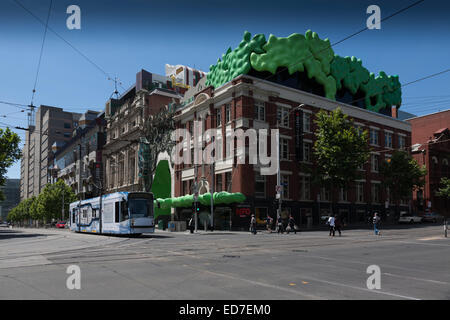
(398, 212, 423, 224)
(55, 221, 66, 229)
(421, 212, 445, 223)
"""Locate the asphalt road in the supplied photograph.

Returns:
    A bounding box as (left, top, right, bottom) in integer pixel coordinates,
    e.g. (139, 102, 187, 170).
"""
(0, 224, 449, 300)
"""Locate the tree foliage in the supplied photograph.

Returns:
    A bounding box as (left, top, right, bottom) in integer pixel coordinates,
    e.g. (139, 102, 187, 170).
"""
(379, 150, 426, 203)
(7, 180, 76, 223)
(140, 106, 175, 192)
(0, 128, 21, 200)
(313, 107, 370, 193)
(436, 177, 450, 199)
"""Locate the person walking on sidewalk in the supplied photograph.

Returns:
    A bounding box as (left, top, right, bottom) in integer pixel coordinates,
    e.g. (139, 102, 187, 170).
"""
(287, 215, 297, 234)
(373, 212, 381, 236)
(277, 217, 284, 234)
(250, 214, 257, 235)
(265, 215, 273, 233)
(327, 214, 336, 236)
(334, 214, 343, 236)
(189, 216, 194, 234)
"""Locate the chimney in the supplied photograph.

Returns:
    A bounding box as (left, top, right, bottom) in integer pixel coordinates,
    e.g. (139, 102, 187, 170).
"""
(391, 106, 398, 119)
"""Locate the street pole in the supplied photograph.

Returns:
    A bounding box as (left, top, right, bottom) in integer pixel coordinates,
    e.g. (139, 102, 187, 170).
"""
(210, 161, 215, 231)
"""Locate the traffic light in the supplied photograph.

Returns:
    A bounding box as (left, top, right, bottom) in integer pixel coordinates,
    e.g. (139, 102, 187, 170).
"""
(273, 198, 279, 210)
(192, 201, 200, 213)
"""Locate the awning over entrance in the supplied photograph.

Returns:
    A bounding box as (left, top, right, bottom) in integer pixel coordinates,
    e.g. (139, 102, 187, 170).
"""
(154, 192, 246, 209)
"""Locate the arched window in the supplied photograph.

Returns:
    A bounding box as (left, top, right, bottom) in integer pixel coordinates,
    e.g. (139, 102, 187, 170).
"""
(443, 158, 449, 176)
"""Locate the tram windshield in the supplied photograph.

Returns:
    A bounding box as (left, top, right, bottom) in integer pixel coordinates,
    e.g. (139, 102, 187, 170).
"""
(128, 198, 152, 218)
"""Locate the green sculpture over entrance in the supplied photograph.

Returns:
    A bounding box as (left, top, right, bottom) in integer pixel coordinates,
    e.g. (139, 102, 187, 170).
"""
(205, 30, 402, 113)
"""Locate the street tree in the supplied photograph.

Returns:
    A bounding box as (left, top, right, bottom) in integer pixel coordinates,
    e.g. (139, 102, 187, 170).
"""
(313, 107, 370, 214)
(0, 128, 21, 200)
(139, 106, 175, 192)
(379, 150, 426, 210)
(30, 180, 77, 223)
(436, 177, 450, 199)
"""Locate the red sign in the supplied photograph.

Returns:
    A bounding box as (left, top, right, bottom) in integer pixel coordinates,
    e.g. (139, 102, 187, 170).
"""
(236, 207, 251, 217)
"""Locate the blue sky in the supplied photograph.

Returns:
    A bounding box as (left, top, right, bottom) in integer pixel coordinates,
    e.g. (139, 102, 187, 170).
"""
(1, 0, 449, 179)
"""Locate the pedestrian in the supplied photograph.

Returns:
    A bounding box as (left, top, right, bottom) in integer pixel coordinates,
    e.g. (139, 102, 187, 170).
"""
(335, 214, 342, 236)
(373, 212, 381, 236)
(189, 216, 194, 234)
(327, 214, 336, 236)
(266, 215, 273, 233)
(287, 215, 297, 234)
(250, 214, 257, 235)
(277, 217, 284, 234)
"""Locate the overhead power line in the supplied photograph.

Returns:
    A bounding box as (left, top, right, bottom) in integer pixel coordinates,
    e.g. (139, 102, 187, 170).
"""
(30, 0, 53, 106)
(12, 0, 126, 93)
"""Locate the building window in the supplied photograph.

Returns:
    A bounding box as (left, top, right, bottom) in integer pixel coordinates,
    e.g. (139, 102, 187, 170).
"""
(371, 183, 381, 203)
(303, 113, 311, 132)
(216, 109, 222, 127)
(225, 171, 232, 191)
(299, 176, 311, 200)
(356, 182, 365, 202)
(64, 123, 71, 129)
(216, 174, 222, 192)
(281, 175, 289, 199)
(385, 132, 393, 148)
(399, 135, 406, 149)
(225, 104, 231, 123)
(303, 142, 311, 162)
(355, 125, 365, 136)
(339, 188, 348, 202)
(371, 154, 379, 172)
(254, 101, 265, 121)
(280, 138, 289, 160)
(255, 172, 265, 198)
(370, 128, 379, 145)
(277, 106, 290, 127)
(320, 187, 330, 202)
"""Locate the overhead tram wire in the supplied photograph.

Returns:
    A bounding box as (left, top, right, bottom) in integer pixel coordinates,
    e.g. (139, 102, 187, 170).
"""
(12, 0, 127, 94)
(29, 0, 53, 108)
(253, 0, 426, 85)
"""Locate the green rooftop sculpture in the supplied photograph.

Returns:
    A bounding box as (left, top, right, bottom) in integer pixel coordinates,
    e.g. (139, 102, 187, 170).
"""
(205, 30, 402, 113)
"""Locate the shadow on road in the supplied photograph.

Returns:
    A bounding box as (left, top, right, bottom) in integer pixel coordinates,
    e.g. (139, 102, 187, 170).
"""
(0, 229, 47, 240)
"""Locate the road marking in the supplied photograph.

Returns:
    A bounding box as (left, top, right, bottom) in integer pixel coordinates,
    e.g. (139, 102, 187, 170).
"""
(417, 236, 444, 241)
(383, 273, 450, 286)
(299, 275, 421, 300)
(188, 268, 323, 299)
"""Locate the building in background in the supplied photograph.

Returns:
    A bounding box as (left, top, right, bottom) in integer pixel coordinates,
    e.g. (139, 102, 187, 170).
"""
(52, 111, 106, 200)
(103, 68, 185, 195)
(20, 105, 81, 200)
(408, 109, 450, 216)
(0, 179, 20, 222)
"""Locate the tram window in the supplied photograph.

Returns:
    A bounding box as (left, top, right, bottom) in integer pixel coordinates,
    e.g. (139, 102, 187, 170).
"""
(72, 209, 76, 223)
(115, 202, 120, 223)
(121, 200, 129, 221)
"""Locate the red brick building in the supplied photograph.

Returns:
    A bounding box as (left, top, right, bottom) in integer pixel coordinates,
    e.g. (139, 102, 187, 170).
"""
(407, 110, 450, 216)
(173, 75, 412, 230)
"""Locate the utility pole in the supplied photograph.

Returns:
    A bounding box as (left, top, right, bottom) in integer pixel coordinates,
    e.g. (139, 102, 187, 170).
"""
(276, 104, 305, 228)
